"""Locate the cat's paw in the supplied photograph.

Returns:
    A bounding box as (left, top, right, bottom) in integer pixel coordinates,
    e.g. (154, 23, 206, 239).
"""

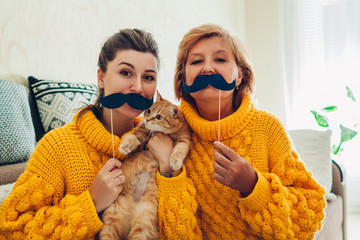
(119, 133, 141, 155)
(169, 152, 184, 171)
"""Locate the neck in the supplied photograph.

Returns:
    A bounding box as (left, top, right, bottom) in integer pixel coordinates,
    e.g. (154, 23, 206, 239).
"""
(102, 108, 135, 137)
(195, 95, 234, 121)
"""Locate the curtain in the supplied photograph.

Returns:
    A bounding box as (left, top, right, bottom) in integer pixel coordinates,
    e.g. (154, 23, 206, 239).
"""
(279, 0, 360, 212)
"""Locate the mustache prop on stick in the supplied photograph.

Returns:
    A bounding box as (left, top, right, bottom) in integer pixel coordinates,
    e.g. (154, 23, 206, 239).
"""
(183, 74, 236, 93)
(100, 92, 153, 110)
(100, 93, 153, 158)
(183, 74, 237, 141)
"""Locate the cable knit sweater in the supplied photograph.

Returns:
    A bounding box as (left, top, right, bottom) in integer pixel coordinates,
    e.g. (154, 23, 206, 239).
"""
(0, 110, 141, 239)
(157, 95, 326, 240)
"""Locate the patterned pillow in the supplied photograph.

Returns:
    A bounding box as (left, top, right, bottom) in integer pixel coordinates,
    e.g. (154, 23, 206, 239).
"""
(0, 79, 36, 166)
(28, 76, 98, 134)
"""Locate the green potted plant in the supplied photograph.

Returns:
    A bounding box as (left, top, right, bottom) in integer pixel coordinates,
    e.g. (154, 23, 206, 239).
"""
(311, 86, 358, 156)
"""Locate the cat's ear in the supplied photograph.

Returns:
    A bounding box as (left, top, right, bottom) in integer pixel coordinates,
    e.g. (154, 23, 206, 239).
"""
(170, 106, 179, 119)
(156, 90, 163, 102)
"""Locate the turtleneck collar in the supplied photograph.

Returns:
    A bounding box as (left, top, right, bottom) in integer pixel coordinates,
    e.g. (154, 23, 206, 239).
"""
(180, 95, 254, 141)
(74, 110, 142, 160)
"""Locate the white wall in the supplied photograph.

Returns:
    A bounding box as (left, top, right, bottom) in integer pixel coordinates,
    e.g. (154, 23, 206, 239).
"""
(0, 0, 246, 105)
(0, 0, 287, 121)
(244, 0, 286, 123)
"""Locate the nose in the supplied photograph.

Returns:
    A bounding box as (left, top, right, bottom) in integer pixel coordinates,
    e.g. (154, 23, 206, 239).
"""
(130, 77, 142, 93)
(201, 60, 215, 75)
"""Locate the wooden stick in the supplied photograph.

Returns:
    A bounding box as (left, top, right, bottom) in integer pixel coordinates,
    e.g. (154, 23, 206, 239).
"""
(110, 109, 115, 158)
(218, 90, 221, 141)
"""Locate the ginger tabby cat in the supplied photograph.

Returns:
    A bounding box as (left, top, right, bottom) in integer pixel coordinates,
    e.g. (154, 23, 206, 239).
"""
(99, 93, 191, 239)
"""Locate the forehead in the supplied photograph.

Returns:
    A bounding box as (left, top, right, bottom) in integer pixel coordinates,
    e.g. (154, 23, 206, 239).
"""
(188, 36, 232, 55)
(112, 49, 158, 70)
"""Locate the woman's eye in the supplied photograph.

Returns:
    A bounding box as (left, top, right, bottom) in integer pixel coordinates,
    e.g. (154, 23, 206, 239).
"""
(144, 75, 155, 81)
(155, 115, 163, 120)
(190, 60, 202, 65)
(120, 70, 131, 76)
(215, 58, 226, 63)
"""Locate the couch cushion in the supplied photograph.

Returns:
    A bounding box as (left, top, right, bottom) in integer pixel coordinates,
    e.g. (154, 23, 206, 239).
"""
(288, 129, 333, 199)
(0, 161, 27, 185)
(0, 74, 44, 142)
(314, 196, 343, 240)
(0, 182, 15, 205)
(28, 76, 98, 137)
(0, 79, 36, 166)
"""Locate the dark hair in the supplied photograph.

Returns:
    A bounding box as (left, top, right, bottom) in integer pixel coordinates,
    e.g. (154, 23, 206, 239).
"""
(77, 28, 160, 122)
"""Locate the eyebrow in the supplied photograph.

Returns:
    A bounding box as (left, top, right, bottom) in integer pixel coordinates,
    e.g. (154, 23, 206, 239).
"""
(188, 49, 228, 57)
(118, 62, 135, 68)
(118, 62, 157, 73)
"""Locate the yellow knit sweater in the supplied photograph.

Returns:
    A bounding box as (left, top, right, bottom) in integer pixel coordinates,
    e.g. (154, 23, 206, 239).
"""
(157, 95, 326, 240)
(0, 110, 140, 239)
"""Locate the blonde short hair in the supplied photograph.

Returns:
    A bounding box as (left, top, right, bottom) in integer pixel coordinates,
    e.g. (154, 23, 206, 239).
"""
(174, 24, 254, 109)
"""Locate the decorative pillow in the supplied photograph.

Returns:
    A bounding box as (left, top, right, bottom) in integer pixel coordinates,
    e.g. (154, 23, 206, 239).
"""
(288, 129, 334, 200)
(0, 79, 36, 166)
(0, 182, 15, 205)
(28, 76, 98, 134)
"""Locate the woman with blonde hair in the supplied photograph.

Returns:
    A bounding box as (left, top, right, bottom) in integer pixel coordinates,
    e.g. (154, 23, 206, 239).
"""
(148, 24, 326, 239)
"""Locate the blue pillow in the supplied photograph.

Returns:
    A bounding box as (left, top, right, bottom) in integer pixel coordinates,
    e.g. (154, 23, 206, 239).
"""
(0, 79, 36, 166)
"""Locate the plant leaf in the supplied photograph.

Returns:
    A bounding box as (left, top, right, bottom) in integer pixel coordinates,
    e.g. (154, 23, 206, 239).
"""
(331, 144, 337, 155)
(346, 86, 356, 102)
(332, 144, 343, 155)
(340, 124, 358, 142)
(322, 106, 337, 112)
(310, 110, 329, 127)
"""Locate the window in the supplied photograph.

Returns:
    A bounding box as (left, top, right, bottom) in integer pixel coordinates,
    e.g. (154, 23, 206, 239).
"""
(280, 0, 360, 212)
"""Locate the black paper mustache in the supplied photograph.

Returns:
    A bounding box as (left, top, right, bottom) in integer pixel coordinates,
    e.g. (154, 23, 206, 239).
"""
(182, 74, 236, 93)
(100, 93, 153, 110)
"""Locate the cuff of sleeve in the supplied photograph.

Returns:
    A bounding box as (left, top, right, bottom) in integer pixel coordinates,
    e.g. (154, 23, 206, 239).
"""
(77, 190, 104, 235)
(157, 167, 189, 196)
(238, 170, 272, 211)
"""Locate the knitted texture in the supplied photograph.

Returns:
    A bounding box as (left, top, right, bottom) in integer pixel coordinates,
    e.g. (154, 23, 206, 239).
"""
(157, 95, 326, 240)
(0, 110, 141, 239)
(0, 79, 36, 165)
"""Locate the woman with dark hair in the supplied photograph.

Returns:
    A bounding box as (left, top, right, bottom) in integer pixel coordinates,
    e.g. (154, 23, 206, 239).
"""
(0, 28, 160, 239)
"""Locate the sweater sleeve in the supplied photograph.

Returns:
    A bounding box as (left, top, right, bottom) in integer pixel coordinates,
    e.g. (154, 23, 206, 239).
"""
(156, 168, 202, 239)
(0, 132, 103, 239)
(238, 115, 326, 240)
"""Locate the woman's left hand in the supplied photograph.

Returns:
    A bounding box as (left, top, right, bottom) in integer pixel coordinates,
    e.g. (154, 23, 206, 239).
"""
(213, 141, 258, 197)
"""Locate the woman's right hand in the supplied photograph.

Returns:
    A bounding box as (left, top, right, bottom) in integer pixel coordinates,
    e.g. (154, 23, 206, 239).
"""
(146, 132, 175, 173)
(89, 158, 125, 213)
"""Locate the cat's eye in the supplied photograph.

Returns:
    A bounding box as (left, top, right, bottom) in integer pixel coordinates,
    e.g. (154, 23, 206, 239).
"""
(147, 109, 151, 114)
(155, 115, 163, 120)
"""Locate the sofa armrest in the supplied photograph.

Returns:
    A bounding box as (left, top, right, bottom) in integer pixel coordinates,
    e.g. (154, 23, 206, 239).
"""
(331, 159, 345, 197)
(330, 158, 346, 240)
(0, 162, 27, 185)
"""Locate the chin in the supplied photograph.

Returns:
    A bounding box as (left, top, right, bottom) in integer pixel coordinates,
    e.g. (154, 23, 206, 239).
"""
(118, 105, 144, 118)
(192, 89, 234, 103)
(191, 88, 221, 98)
